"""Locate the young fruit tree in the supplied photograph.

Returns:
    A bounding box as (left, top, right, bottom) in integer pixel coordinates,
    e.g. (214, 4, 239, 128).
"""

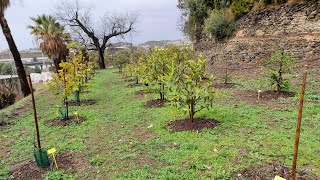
(49, 49, 93, 120)
(266, 50, 296, 93)
(114, 50, 130, 73)
(141, 47, 180, 101)
(49, 64, 74, 120)
(166, 55, 217, 123)
(68, 45, 94, 103)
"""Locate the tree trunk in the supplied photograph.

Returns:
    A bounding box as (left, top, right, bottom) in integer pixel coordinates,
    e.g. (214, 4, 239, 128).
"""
(0, 15, 30, 97)
(98, 48, 106, 69)
(189, 99, 195, 123)
(162, 83, 165, 100)
(53, 57, 62, 73)
(277, 62, 283, 93)
(159, 83, 165, 100)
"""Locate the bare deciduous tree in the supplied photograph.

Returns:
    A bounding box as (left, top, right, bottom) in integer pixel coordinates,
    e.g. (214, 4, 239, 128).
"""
(56, 0, 138, 69)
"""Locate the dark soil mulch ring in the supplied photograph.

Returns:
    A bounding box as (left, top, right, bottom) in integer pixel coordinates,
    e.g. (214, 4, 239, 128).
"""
(67, 100, 96, 106)
(167, 118, 220, 132)
(259, 90, 296, 100)
(235, 90, 296, 102)
(234, 162, 319, 180)
(45, 116, 85, 127)
(9, 152, 75, 180)
(144, 99, 167, 108)
(213, 83, 237, 89)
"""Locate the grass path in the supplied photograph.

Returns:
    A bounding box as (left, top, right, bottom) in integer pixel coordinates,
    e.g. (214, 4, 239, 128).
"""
(1, 69, 319, 179)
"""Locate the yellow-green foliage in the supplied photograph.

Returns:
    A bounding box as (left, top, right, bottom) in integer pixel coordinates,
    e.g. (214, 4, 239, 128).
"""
(49, 46, 94, 102)
(138, 47, 181, 99)
(114, 50, 130, 73)
(166, 54, 217, 122)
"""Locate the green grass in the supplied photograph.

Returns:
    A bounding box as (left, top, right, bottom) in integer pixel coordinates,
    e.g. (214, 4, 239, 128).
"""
(1, 69, 319, 179)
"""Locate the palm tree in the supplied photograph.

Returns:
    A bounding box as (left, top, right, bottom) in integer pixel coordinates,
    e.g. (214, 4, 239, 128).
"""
(28, 15, 69, 72)
(0, 0, 30, 97)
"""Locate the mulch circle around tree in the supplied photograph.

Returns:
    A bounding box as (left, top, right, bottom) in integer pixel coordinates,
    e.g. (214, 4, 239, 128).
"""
(213, 83, 237, 89)
(9, 152, 76, 180)
(45, 116, 85, 127)
(235, 90, 296, 102)
(260, 90, 296, 100)
(144, 99, 167, 108)
(234, 162, 319, 180)
(167, 118, 220, 132)
(67, 99, 96, 106)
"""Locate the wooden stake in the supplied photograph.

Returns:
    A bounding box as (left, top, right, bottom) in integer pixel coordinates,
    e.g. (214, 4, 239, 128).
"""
(291, 72, 307, 180)
(27, 75, 41, 149)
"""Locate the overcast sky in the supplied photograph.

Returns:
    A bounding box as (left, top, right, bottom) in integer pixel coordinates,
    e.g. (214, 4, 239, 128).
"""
(0, 0, 185, 50)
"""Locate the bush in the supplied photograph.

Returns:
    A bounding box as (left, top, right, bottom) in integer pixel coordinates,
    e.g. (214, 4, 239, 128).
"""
(35, 65, 42, 73)
(0, 84, 16, 109)
(0, 63, 4, 71)
(0, 63, 12, 75)
(230, 0, 254, 18)
(205, 10, 237, 40)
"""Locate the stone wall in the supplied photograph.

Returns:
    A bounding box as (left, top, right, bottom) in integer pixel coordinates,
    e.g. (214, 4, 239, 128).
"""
(198, 1, 320, 70)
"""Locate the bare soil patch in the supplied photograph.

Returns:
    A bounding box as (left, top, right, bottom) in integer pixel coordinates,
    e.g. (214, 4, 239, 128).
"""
(9, 152, 76, 180)
(234, 162, 319, 180)
(213, 83, 237, 89)
(144, 99, 167, 108)
(132, 125, 157, 142)
(45, 116, 85, 127)
(67, 100, 96, 106)
(233, 90, 296, 108)
(167, 118, 220, 132)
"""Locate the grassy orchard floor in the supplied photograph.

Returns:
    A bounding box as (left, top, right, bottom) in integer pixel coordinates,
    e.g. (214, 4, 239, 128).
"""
(0, 68, 319, 179)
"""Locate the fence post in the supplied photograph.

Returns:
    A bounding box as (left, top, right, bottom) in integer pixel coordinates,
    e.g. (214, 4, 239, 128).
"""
(291, 72, 307, 180)
(27, 75, 41, 149)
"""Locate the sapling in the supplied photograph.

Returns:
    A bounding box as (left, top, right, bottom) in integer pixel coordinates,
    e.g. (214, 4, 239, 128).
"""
(166, 55, 217, 123)
(49, 51, 92, 119)
(266, 50, 295, 93)
(141, 46, 180, 100)
(114, 50, 130, 73)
